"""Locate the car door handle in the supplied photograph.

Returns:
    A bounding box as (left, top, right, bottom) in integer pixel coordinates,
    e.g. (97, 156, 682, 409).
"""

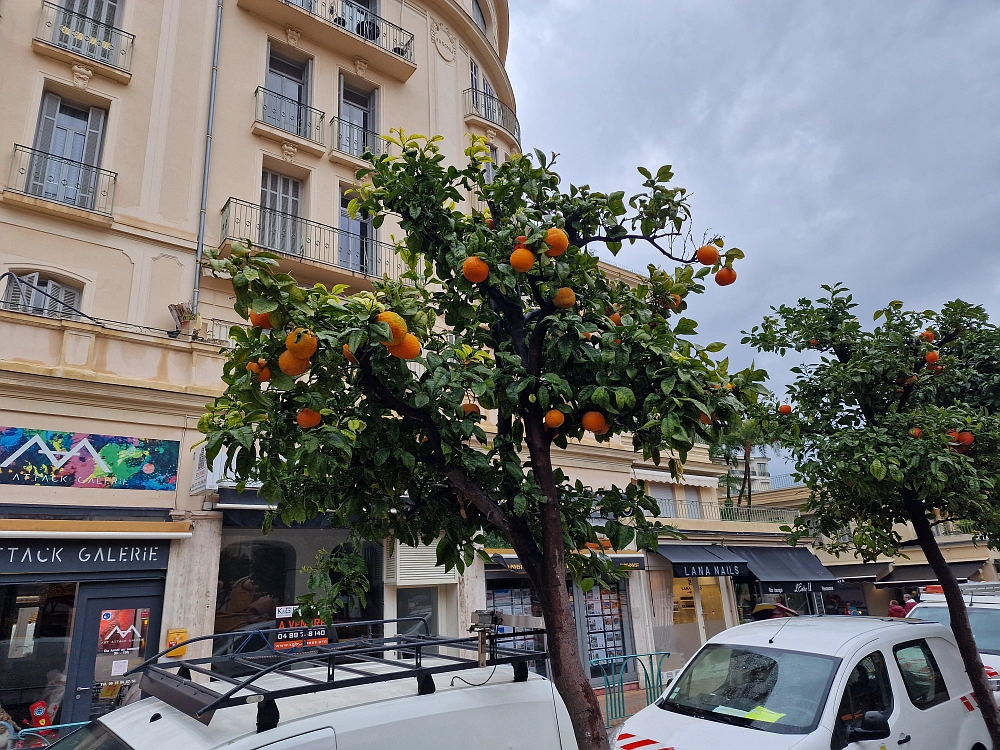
(76, 687, 91, 693)
(897, 734, 911, 745)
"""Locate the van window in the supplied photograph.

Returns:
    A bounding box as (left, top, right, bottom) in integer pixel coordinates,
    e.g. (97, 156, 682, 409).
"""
(910, 605, 1000, 654)
(45, 722, 131, 749)
(832, 651, 894, 748)
(659, 643, 840, 735)
(893, 639, 950, 709)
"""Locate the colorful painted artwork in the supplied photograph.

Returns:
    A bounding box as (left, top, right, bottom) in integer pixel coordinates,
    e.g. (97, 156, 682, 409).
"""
(0, 427, 179, 490)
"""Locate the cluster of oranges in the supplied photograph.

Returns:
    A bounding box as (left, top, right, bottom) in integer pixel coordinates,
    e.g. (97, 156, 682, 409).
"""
(462, 227, 575, 309)
(695, 244, 737, 286)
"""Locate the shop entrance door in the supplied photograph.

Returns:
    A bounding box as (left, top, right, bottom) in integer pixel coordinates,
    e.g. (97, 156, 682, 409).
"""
(62, 582, 163, 724)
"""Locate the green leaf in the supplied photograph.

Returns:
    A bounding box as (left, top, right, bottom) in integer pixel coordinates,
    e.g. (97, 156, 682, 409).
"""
(251, 298, 278, 314)
(869, 460, 886, 481)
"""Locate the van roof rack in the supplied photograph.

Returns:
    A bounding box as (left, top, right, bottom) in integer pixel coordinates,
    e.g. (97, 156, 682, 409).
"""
(127, 616, 546, 730)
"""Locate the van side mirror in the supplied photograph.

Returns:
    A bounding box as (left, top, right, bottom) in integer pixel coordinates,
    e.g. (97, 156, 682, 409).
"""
(847, 711, 891, 742)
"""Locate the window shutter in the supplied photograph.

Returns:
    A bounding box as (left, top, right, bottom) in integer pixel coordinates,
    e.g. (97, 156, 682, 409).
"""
(83, 106, 106, 167)
(370, 87, 379, 134)
(44, 280, 82, 319)
(2, 272, 40, 313)
(338, 72, 345, 117)
(33, 93, 61, 153)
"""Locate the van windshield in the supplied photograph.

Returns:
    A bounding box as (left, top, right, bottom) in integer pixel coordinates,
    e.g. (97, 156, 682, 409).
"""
(910, 606, 1000, 654)
(45, 723, 132, 750)
(659, 643, 840, 735)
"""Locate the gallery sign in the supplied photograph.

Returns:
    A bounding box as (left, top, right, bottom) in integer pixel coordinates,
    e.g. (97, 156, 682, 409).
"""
(0, 541, 170, 574)
(0, 427, 179, 490)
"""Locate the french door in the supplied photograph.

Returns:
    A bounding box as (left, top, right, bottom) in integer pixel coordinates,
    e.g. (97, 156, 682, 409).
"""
(55, 0, 121, 65)
(30, 93, 106, 210)
(259, 170, 303, 257)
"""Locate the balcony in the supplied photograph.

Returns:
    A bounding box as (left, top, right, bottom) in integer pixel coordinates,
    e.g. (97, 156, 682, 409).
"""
(654, 498, 801, 526)
(32, 1, 134, 84)
(236, 0, 416, 82)
(3, 145, 116, 224)
(252, 87, 326, 157)
(329, 116, 389, 168)
(220, 198, 404, 282)
(463, 88, 520, 146)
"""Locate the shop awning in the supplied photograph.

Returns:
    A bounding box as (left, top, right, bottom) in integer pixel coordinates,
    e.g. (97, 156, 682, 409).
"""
(657, 544, 748, 578)
(727, 545, 837, 594)
(875, 560, 986, 588)
(487, 550, 645, 573)
(826, 562, 892, 582)
(633, 469, 720, 488)
(0, 519, 192, 539)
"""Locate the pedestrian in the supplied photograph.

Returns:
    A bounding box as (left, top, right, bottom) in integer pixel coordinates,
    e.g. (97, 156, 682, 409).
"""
(888, 599, 906, 618)
(903, 593, 917, 615)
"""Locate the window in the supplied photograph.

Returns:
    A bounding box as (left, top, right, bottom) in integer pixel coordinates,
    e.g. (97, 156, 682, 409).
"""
(832, 651, 894, 747)
(52, 0, 123, 67)
(758, 463, 768, 476)
(337, 78, 379, 157)
(2, 272, 82, 319)
(339, 191, 376, 274)
(484, 143, 498, 183)
(893, 639, 949, 709)
(472, 0, 487, 35)
(264, 50, 311, 138)
(29, 92, 107, 210)
(910, 605, 1000, 655)
(660, 643, 840, 735)
(259, 169, 303, 256)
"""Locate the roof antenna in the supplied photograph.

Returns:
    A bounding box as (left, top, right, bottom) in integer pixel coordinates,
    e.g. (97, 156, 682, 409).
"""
(768, 617, 793, 644)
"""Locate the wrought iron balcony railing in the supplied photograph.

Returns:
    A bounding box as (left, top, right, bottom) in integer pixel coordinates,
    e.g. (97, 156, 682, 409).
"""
(331, 116, 388, 160)
(8, 145, 116, 215)
(35, 0, 134, 72)
(220, 198, 404, 280)
(284, 0, 414, 61)
(255, 87, 325, 144)
(463, 88, 520, 145)
(654, 497, 801, 525)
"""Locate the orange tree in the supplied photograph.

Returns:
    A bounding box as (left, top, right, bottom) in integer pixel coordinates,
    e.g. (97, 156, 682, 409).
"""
(200, 133, 745, 750)
(745, 284, 1000, 744)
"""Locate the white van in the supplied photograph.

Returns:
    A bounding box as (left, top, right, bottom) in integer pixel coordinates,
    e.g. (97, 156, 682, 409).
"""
(907, 583, 1000, 702)
(614, 617, 990, 750)
(42, 621, 579, 750)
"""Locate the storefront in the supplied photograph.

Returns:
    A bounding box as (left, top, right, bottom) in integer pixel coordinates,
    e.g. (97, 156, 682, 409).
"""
(648, 544, 747, 672)
(484, 550, 643, 682)
(0, 520, 183, 728)
(821, 563, 891, 616)
(727, 545, 837, 619)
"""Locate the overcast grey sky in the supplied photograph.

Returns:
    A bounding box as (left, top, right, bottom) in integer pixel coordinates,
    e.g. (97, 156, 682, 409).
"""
(506, 0, 1000, 417)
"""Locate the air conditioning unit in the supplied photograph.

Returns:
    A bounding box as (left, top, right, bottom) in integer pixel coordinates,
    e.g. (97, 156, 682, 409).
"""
(384, 539, 459, 586)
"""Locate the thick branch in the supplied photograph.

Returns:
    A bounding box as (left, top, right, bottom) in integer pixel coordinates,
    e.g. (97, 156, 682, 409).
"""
(577, 231, 686, 262)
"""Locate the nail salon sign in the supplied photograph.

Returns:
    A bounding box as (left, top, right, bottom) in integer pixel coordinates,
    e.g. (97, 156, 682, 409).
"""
(0, 427, 179, 490)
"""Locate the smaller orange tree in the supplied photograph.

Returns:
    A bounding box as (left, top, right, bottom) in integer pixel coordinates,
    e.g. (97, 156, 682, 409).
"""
(200, 133, 745, 750)
(744, 284, 1000, 746)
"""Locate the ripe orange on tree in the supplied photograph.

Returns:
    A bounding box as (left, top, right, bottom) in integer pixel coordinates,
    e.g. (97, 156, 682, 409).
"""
(342, 344, 358, 364)
(778, 404, 792, 415)
(920, 330, 935, 342)
(256, 366, 271, 382)
(696, 244, 720, 266)
(510, 247, 535, 273)
(278, 350, 311, 376)
(810, 338, 819, 347)
(609, 312, 622, 326)
(463, 256, 490, 283)
(544, 227, 569, 257)
(909, 427, 922, 438)
(246, 361, 261, 374)
(552, 287, 576, 308)
(376, 311, 408, 346)
(286, 328, 318, 359)
(925, 350, 939, 364)
(581, 411, 608, 434)
(946, 429, 960, 442)
(485, 217, 495, 230)
(387, 333, 421, 360)
(958, 432, 975, 446)
(462, 403, 481, 416)
(699, 412, 712, 425)
(514, 235, 528, 248)
(544, 409, 565, 429)
(248, 310, 272, 329)
(296, 408, 322, 429)
(715, 267, 737, 286)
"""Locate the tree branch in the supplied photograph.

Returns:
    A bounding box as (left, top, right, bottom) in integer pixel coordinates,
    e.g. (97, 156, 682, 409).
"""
(577, 232, 686, 262)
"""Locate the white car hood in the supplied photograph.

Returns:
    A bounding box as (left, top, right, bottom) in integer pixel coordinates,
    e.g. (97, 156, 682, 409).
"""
(615, 704, 810, 750)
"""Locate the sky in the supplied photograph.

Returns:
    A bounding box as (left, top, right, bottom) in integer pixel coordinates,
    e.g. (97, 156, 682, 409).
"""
(505, 0, 1000, 472)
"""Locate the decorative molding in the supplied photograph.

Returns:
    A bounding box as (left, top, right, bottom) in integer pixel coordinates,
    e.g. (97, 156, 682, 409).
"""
(430, 19, 456, 62)
(354, 57, 369, 78)
(485, 128, 497, 145)
(285, 25, 301, 46)
(71, 64, 93, 89)
(150, 253, 183, 267)
(281, 142, 297, 161)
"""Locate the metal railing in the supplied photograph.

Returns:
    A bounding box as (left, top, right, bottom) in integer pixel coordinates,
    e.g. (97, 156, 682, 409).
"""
(8, 144, 116, 215)
(332, 116, 389, 159)
(282, 0, 415, 62)
(35, 0, 134, 71)
(220, 198, 405, 280)
(934, 519, 976, 537)
(591, 652, 672, 728)
(255, 87, 325, 144)
(768, 473, 806, 489)
(654, 497, 801, 525)
(463, 88, 521, 145)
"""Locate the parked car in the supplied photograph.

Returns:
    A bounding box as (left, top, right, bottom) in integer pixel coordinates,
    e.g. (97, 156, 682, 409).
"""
(614, 616, 990, 750)
(907, 583, 1000, 706)
(42, 661, 578, 750)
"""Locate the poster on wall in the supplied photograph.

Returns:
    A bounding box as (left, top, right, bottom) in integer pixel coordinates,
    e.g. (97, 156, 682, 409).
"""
(0, 427, 179, 489)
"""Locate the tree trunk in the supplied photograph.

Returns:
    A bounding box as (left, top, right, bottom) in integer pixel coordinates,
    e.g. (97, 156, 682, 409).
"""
(904, 492, 1000, 745)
